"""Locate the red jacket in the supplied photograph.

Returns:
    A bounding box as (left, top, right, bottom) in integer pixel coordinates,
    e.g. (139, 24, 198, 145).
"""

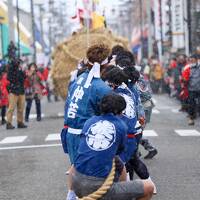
(0, 73, 9, 106)
(42, 67, 49, 81)
(24, 70, 47, 99)
(180, 64, 191, 100)
(182, 64, 191, 82)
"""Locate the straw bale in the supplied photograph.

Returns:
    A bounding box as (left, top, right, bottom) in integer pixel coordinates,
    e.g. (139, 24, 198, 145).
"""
(51, 28, 128, 99)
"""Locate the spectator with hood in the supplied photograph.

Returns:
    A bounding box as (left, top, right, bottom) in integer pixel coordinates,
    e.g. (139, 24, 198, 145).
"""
(6, 58, 27, 129)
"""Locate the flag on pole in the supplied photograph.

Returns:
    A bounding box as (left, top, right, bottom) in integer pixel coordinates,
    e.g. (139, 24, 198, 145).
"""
(91, 12, 105, 29)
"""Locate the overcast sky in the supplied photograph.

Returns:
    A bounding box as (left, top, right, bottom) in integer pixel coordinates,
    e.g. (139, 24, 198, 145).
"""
(5, 0, 120, 16)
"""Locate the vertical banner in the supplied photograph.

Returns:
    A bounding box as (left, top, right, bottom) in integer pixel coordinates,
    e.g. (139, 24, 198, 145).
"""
(161, 0, 170, 42)
(171, 0, 185, 49)
(82, 0, 93, 47)
(154, 0, 163, 61)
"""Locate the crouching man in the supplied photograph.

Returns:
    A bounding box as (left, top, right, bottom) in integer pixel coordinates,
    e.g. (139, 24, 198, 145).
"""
(70, 94, 154, 200)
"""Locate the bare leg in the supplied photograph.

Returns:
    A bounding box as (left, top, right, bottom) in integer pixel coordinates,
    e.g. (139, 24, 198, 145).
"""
(137, 180, 154, 200)
(67, 165, 74, 190)
(119, 166, 127, 181)
(66, 166, 76, 200)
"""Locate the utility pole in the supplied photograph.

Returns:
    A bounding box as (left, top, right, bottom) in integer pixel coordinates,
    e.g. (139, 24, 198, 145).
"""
(183, 0, 190, 55)
(48, 0, 53, 54)
(187, 0, 192, 54)
(147, 0, 153, 58)
(7, 0, 15, 42)
(128, 1, 133, 43)
(60, 2, 65, 40)
(168, 0, 172, 50)
(38, 4, 44, 48)
(30, 0, 36, 62)
(139, 0, 143, 58)
(159, 0, 163, 62)
(16, 0, 20, 58)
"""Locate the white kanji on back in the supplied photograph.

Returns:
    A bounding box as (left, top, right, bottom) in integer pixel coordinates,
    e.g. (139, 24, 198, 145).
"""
(72, 86, 84, 103)
(86, 120, 116, 151)
(67, 86, 85, 118)
(120, 93, 136, 119)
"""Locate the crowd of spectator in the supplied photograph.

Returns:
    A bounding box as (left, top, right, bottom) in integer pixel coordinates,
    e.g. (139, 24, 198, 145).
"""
(140, 53, 200, 126)
(0, 42, 56, 129)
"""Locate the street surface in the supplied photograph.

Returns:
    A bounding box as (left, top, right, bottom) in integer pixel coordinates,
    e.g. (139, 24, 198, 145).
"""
(0, 94, 200, 200)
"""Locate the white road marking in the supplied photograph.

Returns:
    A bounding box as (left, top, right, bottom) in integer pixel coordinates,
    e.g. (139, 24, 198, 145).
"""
(58, 112, 64, 117)
(171, 109, 180, 113)
(175, 129, 200, 136)
(29, 113, 45, 119)
(0, 143, 62, 151)
(0, 136, 27, 144)
(143, 130, 158, 137)
(45, 134, 60, 141)
(152, 109, 160, 114)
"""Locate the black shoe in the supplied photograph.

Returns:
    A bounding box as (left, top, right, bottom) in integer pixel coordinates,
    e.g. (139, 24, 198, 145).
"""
(6, 123, 15, 130)
(144, 149, 158, 159)
(1, 119, 6, 125)
(25, 118, 29, 122)
(37, 117, 41, 121)
(17, 123, 28, 128)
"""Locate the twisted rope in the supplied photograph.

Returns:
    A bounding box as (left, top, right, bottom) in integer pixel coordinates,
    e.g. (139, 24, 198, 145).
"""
(78, 159, 116, 200)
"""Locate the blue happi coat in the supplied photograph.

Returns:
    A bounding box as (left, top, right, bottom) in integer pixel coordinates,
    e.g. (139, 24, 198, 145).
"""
(114, 83, 138, 163)
(127, 82, 145, 119)
(74, 113, 127, 178)
(64, 71, 112, 129)
(61, 71, 112, 159)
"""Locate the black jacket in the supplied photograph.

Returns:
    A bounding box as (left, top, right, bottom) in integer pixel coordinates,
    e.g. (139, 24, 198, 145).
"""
(7, 62, 26, 95)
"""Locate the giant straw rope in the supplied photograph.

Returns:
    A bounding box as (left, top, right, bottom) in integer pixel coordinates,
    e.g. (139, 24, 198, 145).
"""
(78, 159, 116, 200)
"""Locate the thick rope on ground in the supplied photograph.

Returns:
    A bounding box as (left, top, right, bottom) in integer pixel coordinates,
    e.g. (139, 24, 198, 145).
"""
(78, 159, 116, 200)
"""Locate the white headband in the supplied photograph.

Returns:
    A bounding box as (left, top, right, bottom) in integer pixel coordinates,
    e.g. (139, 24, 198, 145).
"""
(116, 64, 124, 70)
(84, 58, 109, 88)
(87, 57, 109, 66)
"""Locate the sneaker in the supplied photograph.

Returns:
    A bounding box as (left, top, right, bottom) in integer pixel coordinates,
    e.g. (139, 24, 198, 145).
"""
(188, 119, 195, 126)
(6, 123, 15, 130)
(66, 190, 77, 200)
(144, 149, 158, 159)
(17, 123, 28, 128)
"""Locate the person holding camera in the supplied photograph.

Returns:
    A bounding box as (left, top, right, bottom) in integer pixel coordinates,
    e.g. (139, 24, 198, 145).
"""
(6, 58, 27, 129)
(24, 63, 45, 122)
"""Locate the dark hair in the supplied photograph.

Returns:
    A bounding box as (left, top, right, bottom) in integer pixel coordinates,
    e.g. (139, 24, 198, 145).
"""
(123, 66, 140, 84)
(28, 62, 37, 70)
(11, 58, 22, 66)
(190, 54, 199, 60)
(104, 67, 128, 86)
(116, 58, 133, 69)
(111, 45, 125, 56)
(100, 94, 126, 115)
(101, 65, 116, 81)
(115, 50, 135, 66)
(86, 44, 110, 64)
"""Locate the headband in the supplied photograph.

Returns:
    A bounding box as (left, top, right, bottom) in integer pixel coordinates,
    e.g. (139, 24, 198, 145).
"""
(116, 64, 124, 70)
(84, 58, 109, 88)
